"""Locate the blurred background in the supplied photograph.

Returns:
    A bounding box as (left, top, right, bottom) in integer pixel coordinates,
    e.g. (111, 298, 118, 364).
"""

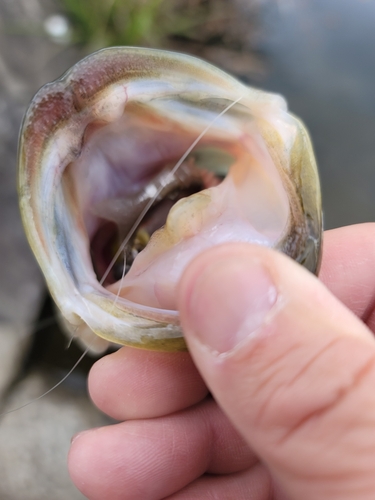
(0, 0, 374, 498)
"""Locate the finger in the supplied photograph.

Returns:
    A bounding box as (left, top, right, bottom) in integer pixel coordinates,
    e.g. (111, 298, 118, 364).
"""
(320, 223, 375, 322)
(88, 347, 208, 420)
(178, 242, 375, 500)
(68, 399, 256, 500)
(165, 466, 270, 500)
(88, 224, 375, 422)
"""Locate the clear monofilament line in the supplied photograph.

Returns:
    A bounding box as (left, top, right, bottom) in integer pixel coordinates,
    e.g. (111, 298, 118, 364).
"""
(100, 95, 244, 287)
(0, 348, 89, 418)
(111, 249, 127, 311)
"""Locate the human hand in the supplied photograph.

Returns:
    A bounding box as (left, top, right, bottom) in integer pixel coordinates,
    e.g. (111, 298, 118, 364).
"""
(68, 224, 375, 499)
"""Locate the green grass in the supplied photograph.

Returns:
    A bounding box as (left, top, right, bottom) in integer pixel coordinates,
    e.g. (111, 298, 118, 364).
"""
(59, 0, 209, 49)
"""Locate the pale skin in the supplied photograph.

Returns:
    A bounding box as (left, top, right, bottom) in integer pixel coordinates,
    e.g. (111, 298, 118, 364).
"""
(68, 224, 375, 500)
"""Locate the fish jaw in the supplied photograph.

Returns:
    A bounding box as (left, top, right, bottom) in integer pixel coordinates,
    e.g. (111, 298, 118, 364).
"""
(18, 47, 322, 352)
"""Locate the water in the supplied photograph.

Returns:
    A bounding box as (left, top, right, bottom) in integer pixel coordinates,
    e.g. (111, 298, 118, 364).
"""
(260, 0, 375, 229)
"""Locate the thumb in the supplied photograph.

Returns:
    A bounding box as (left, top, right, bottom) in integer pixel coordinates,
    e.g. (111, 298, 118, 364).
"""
(178, 243, 375, 500)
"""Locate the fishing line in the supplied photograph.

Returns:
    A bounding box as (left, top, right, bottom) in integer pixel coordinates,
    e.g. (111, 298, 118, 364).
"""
(66, 334, 76, 350)
(0, 348, 88, 418)
(100, 95, 244, 286)
(0, 99, 242, 417)
(23, 315, 58, 335)
(110, 249, 127, 312)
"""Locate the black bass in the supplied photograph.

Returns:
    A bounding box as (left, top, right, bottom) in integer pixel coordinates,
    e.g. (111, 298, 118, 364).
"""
(18, 47, 322, 352)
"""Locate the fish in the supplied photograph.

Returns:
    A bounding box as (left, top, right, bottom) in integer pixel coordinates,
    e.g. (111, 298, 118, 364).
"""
(18, 46, 322, 353)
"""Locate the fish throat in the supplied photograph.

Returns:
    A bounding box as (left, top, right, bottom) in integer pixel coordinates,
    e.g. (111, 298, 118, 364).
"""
(91, 157, 222, 286)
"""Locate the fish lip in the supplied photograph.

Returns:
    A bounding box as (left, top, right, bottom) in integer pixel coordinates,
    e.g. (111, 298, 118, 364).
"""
(18, 47, 322, 350)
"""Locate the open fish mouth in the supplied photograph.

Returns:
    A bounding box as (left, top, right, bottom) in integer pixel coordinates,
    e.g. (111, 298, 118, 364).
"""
(18, 47, 322, 352)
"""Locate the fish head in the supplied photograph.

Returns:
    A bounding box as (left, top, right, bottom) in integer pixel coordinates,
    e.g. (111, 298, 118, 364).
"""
(18, 47, 322, 352)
